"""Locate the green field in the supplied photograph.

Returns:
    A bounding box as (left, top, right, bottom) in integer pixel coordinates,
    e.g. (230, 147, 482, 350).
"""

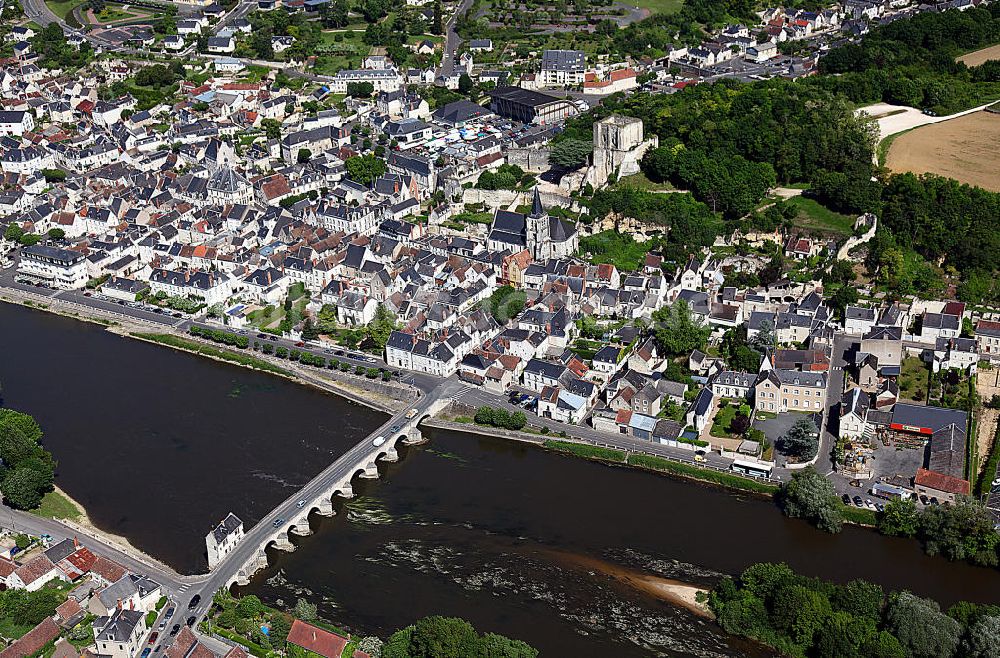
(622, 0, 684, 14)
(618, 171, 676, 191)
(787, 195, 855, 236)
(32, 490, 81, 520)
(44, 0, 82, 20)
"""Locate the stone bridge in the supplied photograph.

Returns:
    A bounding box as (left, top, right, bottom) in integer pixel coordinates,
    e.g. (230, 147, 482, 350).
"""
(218, 392, 454, 589)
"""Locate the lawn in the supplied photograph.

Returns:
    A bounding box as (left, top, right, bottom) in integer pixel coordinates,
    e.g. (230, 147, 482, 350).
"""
(579, 231, 651, 272)
(621, 0, 684, 15)
(131, 333, 291, 377)
(710, 404, 737, 438)
(32, 490, 81, 520)
(898, 356, 929, 403)
(618, 171, 675, 191)
(44, 0, 82, 20)
(786, 196, 855, 236)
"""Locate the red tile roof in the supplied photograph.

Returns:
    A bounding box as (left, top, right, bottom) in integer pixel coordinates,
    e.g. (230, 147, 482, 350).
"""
(286, 621, 349, 658)
(54, 598, 83, 624)
(914, 468, 970, 496)
(0, 617, 59, 658)
(13, 555, 57, 587)
(90, 555, 128, 583)
(0, 558, 16, 578)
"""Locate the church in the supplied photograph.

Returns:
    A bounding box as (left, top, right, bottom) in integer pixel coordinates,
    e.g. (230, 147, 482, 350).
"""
(486, 188, 579, 260)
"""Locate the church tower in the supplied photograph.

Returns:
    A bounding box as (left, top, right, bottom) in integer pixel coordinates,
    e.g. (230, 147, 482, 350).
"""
(525, 188, 550, 260)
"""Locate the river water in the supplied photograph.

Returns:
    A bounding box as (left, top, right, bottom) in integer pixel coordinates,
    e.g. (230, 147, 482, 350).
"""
(0, 302, 384, 573)
(4, 303, 1000, 656)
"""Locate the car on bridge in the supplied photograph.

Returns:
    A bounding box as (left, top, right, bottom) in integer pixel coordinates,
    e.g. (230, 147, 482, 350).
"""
(296, 500, 306, 508)
(273, 518, 285, 527)
(372, 436, 386, 447)
(406, 408, 418, 419)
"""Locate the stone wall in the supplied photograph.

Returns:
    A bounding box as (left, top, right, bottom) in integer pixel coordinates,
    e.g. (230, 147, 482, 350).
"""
(507, 147, 551, 172)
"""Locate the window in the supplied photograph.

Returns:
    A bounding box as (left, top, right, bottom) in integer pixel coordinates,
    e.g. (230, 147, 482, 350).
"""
(794, 399, 799, 407)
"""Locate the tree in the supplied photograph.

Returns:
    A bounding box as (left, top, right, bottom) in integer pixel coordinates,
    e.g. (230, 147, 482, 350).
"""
(236, 595, 265, 619)
(885, 591, 961, 658)
(409, 616, 479, 658)
(458, 73, 474, 95)
(918, 498, 1000, 566)
(293, 598, 317, 621)
(4, 224, 23, 242)
(549, 139, 593, 169)
(770, 583, 832, 646)
(482, 285, 526, 324)
(832, 579, 885, 622)
(345, 155, 387, 185)
(346, 81, 375, 98)
(360, 0, 390, 22)
(297, 148, 312, 164)
(366, 304, 398, 350)
(46, 228, 65, 240)
(778, 466, 843, 533)
(651, 299, 710, 357)
(859, 630, 907, 658)
(262, 118, 282, 140)
(318, 0, 350, 27)
(431, 0, 443, 34)
(778, 416, 819, 460)
(300, 317, 319, 342)
(1, 468, 47, 510)
(963, 615, 1000, 658)
(877, 498, 918, 538)
(41, 169, 66, 183)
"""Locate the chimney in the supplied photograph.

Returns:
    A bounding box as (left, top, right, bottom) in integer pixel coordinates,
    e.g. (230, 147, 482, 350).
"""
(73, 536, 80, 548)
(116, 599, 122, 610)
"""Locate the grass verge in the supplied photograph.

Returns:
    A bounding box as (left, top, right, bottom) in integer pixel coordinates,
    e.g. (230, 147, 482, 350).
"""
(877, 126, 915, 167)
(839, 504, 877, 526)
(627, 454, 780, 495)
(543, 440, 626, 462)
(32, 490, 81, 520)
(131, 333, 291, 377)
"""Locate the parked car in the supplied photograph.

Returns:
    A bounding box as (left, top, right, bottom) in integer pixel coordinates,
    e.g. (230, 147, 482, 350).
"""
(141, 649, 151, 658)
(842, 494, 851, 505)
(853, 496, 864, 507)
(165, 607, 175, 619)
(149, 632, 159, 644)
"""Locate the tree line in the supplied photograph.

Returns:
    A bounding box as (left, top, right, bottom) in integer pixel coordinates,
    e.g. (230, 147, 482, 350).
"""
(780, 468, 1000, 569)
(712, 561, 1000, 658)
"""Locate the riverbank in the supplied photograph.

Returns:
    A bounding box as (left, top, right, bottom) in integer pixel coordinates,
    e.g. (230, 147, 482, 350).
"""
(32, 485, 183, 577)
(426, 417, 781, 497)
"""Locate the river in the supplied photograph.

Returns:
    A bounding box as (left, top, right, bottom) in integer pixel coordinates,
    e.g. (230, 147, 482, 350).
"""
(0, 302, 384, 573)
(4, 303, 1000, 657)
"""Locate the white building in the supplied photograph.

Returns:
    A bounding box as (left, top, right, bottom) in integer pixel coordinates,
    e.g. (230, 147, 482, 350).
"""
(16, 245, 90, 289)
(329, 69, 401, 94)
(0, 110, 34, 136)
(539, 49, 586, 86)
(206, 513, 244, 569)
(92, 609, 146, 658)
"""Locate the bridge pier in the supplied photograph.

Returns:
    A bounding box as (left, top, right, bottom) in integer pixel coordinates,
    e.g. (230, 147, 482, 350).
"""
(290, 522, 312, 536)
(314, 498, 336, 516)
(359, 461, 379, 479)
(402, 428, 427, 445)
(272, 534, 296, 552)
(379, 446, 399, 463)
(231, 549, 269, 587)
(338, 482, 354, 499)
